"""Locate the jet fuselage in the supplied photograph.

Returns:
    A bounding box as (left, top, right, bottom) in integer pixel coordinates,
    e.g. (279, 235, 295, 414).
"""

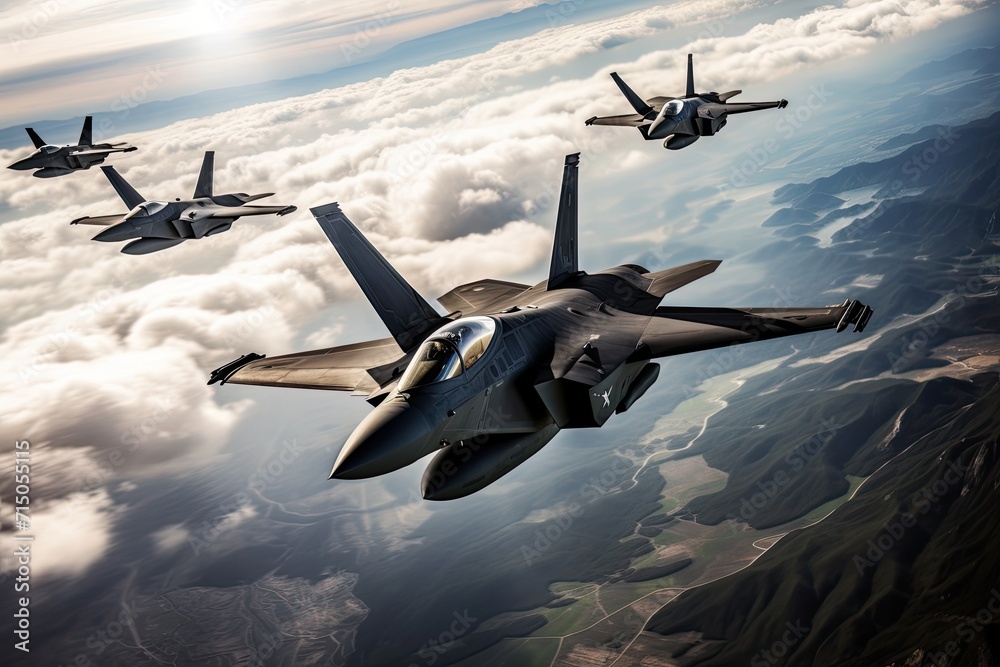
(331, 267, 665, 500)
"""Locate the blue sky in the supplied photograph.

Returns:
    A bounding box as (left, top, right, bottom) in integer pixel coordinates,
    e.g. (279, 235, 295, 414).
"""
(0, 0, 552, 125)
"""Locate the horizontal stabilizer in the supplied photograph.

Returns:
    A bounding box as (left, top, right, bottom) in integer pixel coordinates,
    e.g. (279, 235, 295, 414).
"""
(311, 202, 447, 351)
(643, 260, 722, 298)
(100, 166, 145, 210)
(438, 279, 530, 315)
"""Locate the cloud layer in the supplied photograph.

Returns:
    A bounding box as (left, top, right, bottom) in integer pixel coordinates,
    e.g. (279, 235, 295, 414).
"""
(0, 0, 988, 574)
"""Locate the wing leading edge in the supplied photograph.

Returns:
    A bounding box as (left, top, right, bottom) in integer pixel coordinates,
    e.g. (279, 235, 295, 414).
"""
(312, 202, 449, 352)
(211, 337, 403, 391)
(640, 300, 872, 359)
(698, 100, 788, 119)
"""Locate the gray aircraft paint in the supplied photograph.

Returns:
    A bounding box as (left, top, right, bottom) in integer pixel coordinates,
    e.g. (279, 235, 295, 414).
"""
(6, 115, 137, 177)
(72, 151, 297, 254)
(210, 153, 872, 500)
(586, 54, 788, 149)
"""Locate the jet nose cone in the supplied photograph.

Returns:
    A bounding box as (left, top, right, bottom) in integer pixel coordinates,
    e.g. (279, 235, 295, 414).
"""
(7, 158, 31, 170)
(330, 399, 434, 480)
(92, 225, 135, 242)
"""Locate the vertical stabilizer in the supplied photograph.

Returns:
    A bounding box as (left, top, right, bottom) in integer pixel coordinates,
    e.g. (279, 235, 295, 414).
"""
(193, 151, 214, 198)
(25, 128, 45, 149)
(686, 53, 695, 98)
(311, 203, 446, 351)
(100, 166, 146, 210)
(79, 116, 93, 147)
(609, 73, 654, 116)
(547, 153, 580, 290)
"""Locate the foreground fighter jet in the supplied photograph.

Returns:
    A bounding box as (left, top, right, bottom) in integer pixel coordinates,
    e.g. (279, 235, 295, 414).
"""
(209, 153, 872, 500)
(6, 116, 137, 177)
(586, 54, 788, 149)
(72, 151, 296, 254)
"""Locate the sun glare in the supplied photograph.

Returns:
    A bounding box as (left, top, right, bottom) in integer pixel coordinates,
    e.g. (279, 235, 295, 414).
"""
(188, 0, 243, 37)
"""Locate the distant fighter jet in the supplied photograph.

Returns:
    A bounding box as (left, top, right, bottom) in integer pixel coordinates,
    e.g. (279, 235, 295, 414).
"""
(209, 153, 872, 500)
(72, 151, 297, 254)
(586, 54, 788, 149)
(6, 116, 137, 177)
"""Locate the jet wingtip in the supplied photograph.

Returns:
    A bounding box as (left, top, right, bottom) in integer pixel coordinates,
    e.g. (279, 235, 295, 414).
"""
(207, 352, 266, 385)
(309, 201, 343, 218)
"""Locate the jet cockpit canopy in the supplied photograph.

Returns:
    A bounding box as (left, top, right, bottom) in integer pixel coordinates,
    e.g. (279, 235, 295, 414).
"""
(397, 316, 497, 390)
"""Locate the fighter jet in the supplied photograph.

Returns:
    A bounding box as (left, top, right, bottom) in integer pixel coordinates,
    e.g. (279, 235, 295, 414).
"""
(6, 116, 137, 177)
(585, 54, 788, 149)
(72, 151, 297, 254)
(209, 153, 872, 500)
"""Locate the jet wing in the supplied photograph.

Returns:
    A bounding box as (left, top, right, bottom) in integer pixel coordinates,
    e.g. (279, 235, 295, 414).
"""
(585, 113, 649, 127)
(72, 148, 120, 156)
(211, 337, 404, 391)
(71, 213, 126, 226)
(68, 150, 111, 168)
(640, 301, 871, 358)
(697, 100, 787, 119)
(208, 205, 296, 218)
(437, 279, 530, 315)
